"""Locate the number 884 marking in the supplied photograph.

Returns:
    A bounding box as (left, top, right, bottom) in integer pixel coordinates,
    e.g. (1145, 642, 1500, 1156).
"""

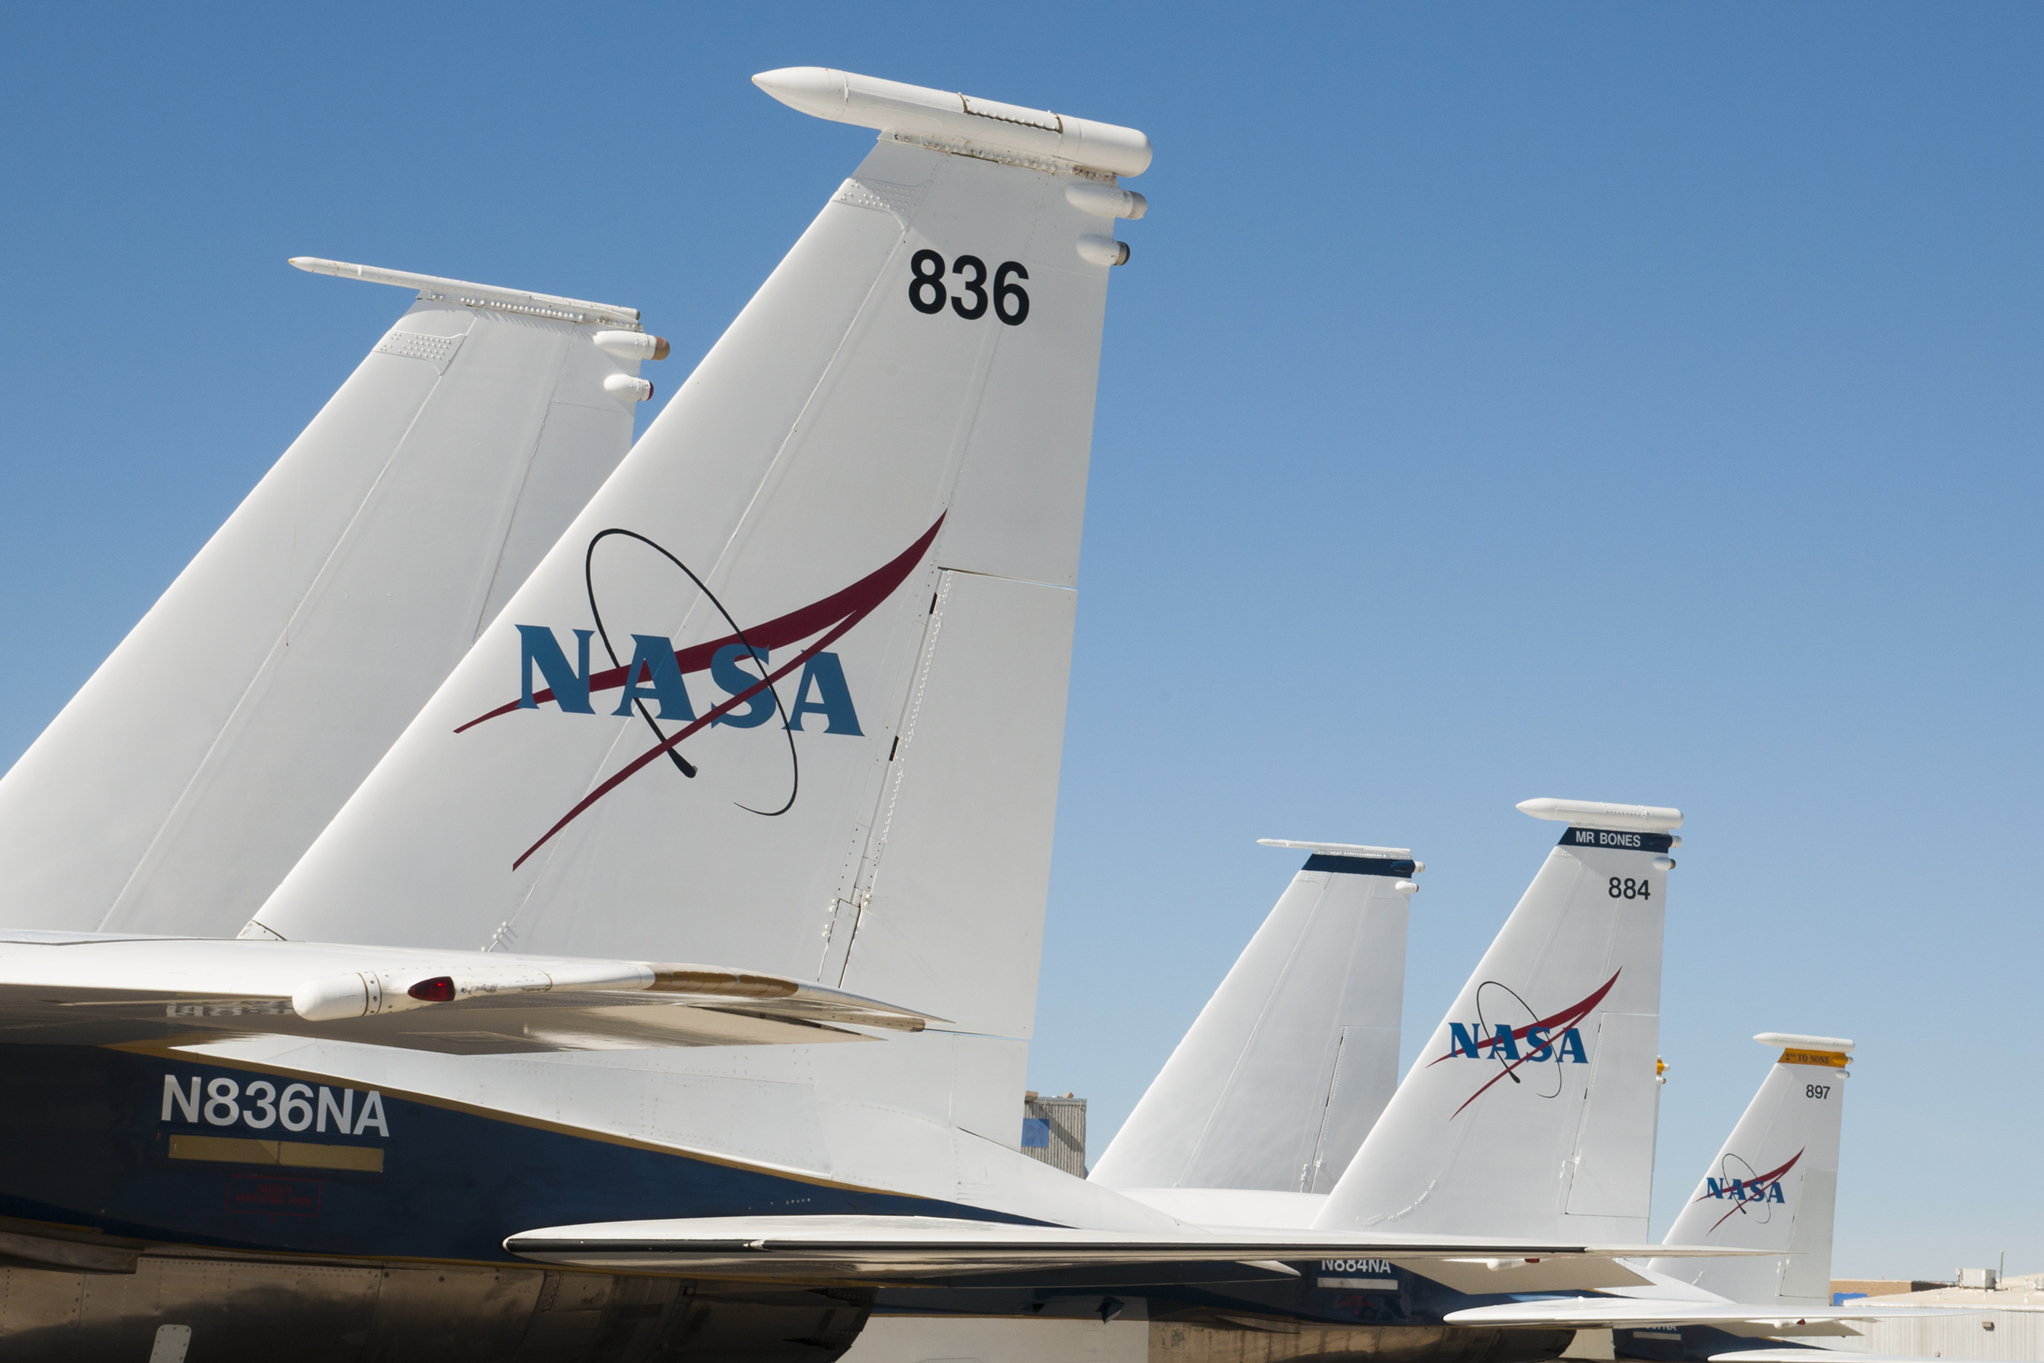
(1608, 877, 1652, 900)
(909, 250, 1030, 325)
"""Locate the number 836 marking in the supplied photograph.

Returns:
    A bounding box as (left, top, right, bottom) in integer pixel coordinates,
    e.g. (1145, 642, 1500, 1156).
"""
(909, 250, 1030, 325)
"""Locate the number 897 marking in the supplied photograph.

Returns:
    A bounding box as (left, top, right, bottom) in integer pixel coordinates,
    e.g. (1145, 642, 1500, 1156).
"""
(1608, 877, 1652, 900)
(910, 250, 1029, 325)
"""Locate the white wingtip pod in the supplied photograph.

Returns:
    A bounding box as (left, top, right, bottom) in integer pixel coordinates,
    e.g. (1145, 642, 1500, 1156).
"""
(752, 67, 1153, 178)
(293, 972, 374, 1022)
(1516, 797, 1684, 832)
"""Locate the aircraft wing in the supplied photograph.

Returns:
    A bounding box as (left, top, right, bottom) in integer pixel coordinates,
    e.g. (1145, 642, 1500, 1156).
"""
(501, 1214, 1761, 1287)
(0, 932, 934, 1055)
(1703, 1352, 1995, 1363)
(1443, 1299, 1988, 1329)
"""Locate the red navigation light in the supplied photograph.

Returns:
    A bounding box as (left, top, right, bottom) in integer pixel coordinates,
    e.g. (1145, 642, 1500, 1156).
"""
(408, 976, 457, 1003)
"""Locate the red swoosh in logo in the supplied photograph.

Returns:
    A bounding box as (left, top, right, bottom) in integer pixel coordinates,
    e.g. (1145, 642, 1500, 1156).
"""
(459, 516, 944, 869)
(1696, 1149, 1803, 1232)
(1425, 970, 1621, 1120)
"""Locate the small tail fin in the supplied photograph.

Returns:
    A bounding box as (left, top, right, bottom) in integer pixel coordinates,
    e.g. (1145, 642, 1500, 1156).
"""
(1314, 798, 1681, 1241)
(1091, 840, 1418, 1194)
(0, 263, 649, 936)
(1648, 1033, 1852, 1308)
(247, 72, 1150, 1077)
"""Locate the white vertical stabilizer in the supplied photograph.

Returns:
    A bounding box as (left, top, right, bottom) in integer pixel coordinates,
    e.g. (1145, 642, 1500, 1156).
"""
(1314, 799, 1680, 1242)
(1647, 1034, 1852, 1308)
(1091, 841, 1417, 1194)
(248, 71, 1149, 1086)
(0, 269, 647, 936)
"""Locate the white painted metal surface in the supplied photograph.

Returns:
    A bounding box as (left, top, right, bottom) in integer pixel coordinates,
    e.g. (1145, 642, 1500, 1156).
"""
(1315, 801, 1676, 1242)
(1516, 798, 1685, 832)
(288, 256, 644, 327)
(1645, 1034, 1855, 1307)
(0, 266, 645, 936)
(1092, 842, 1416, 1194)
(246, 102, 1131, 1086)
(0, 933, 932, 1052)
(753, 67, 1152, 177)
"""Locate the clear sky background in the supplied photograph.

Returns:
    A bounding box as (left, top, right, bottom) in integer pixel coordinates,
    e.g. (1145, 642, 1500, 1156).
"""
(2, 4, 2038, 1279)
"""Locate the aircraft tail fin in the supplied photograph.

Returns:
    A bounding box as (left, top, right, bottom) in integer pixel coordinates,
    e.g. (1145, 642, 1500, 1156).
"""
(247, 70, 1150, 1100)
(0, 262, 651, 936)
(1314, 798, 1680, 1241)
(1647, 1033, 1852, 1308)
(1091, 840, 1417, 1194)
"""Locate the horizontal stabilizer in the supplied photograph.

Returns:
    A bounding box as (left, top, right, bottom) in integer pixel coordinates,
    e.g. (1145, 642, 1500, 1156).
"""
(502, 1213, 1759, 1285)
(0, 934, 933, 1055)
(1445, 1301, 1986, 1329)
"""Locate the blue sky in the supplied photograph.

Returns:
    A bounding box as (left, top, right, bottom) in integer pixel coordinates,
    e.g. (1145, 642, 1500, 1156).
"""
(3, 4, 2039, 1277)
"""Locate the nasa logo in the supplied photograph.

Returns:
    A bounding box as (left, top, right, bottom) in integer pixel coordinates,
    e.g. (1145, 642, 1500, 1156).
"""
(511, 631, 864, 738)
(1443, 1022, 1589, 1065)
(1425, 971, 1620, 1119)
(459, 517, 943, 868)
(1695, 1150, 1801, 1231)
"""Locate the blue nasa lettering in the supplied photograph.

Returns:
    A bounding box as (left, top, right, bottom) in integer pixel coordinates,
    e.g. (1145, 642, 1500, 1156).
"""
(710, 644, 775, 728)
(611, 634, 695, 720)
(785, 652, 864, 735)
(1705, 1177, 1786, 1204)
(513, 627, 863, 737)
(517, 625, 595, 713)
(1448, 1022, 1588, 1062)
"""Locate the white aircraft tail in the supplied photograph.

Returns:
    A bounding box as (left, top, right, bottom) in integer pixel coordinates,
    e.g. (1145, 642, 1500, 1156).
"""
(1647, 1033, 1852, 1308)
(1313, 797, 1680, 1241)
(1091, 840, 1417, 1194)
(0, 263, 650, 936)
(247, 69, 1150, 1097)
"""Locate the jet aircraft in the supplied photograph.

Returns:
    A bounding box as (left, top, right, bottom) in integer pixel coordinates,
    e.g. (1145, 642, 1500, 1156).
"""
(0, 68, 1744, 1363)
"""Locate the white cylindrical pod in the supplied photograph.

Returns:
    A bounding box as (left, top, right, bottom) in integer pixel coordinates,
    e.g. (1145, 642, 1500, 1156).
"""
(1065, 182, 1148, 220)
(292, 973, 371, 1022)
(1076, 235, 1131, 267)
(592, 330, 671, 361)
(752, 68, 1153, 178)
(1393, 880, 1420, 896)
(603, 374, 655, 402)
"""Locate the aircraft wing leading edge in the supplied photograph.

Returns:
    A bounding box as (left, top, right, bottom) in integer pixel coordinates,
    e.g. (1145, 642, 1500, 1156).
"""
(1444, 1301, 1987, 1329)
(0, 933, 934, 1055)
(502, 1213, 1760, 1287)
